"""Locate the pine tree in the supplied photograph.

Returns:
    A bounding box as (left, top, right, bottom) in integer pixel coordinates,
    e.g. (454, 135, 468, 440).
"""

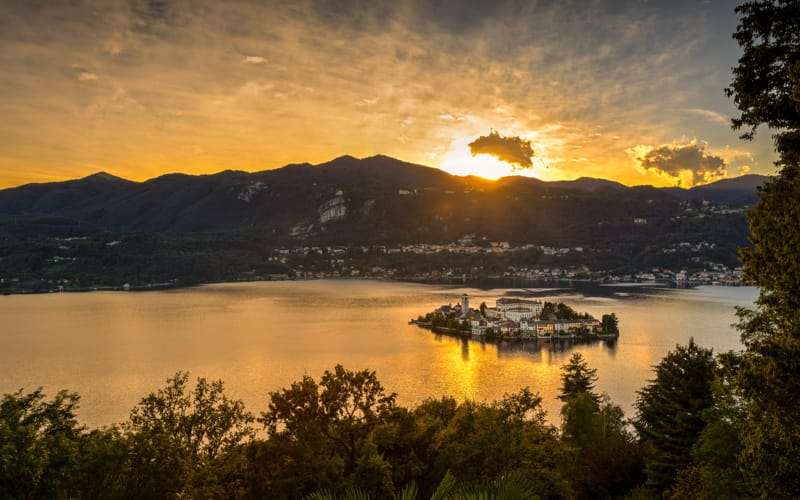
(560, 392, 597, 450)
(633, 339, 716, 493)
(558, 353, 599, 403)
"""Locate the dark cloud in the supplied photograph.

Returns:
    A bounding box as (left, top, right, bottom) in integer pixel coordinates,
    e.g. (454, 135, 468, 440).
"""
(305, 0, 397, 32)
(468, 130, 535, 168)
(631, 141, 727, 186)
(128, 0, 180, 35)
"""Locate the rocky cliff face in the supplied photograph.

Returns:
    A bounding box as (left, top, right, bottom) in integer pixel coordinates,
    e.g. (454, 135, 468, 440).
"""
(237, 181, 268, 202)
(319, 191, 347, 224)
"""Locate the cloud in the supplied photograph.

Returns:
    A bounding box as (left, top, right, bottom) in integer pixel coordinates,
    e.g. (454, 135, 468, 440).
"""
(627, 140, 727, 187)
(129, 0, 177, 34)
(237, 81, 273, 96)
(738, 165, 751, 175)
(468, 130, 535, 169)
(0, 0, 779, 186)
(683, 108, 729, 125)
(85, 87, 144, 115)
(78, 71, 98, 82)
(243, 55, 266, 64)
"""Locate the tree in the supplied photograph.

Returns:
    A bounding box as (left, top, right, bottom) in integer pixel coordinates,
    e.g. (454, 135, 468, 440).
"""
(124, 371, 255, 498)
(726, 1, 800, 495)
(0, 389, 83, 499)
(569, 396, 646, 500)
(69, 427, 130, 500)
(670, 352, 752, 499)
(556, 303, 580, 320)
(479, 301, 487, 317)
(257, 365, 397, 497)
(726, 0, 800, 159)
(560, 391, 597, 450)
(306, 471, 542, 500)
(558, 354, 646, 498)
(558, 352, 599, 403)
(429, 389, 568, 497)
(633, 340, 716, 493)
(540, 302, 557, 319)
(601, 313, 619, 335)
(558, 354, 600, 459)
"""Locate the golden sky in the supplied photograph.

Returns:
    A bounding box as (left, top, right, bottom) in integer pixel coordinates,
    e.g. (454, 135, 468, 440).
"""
(0, 0, 776, 188)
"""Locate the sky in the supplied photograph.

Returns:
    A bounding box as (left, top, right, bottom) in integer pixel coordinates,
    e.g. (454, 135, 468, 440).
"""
(0, 0, 779, 188)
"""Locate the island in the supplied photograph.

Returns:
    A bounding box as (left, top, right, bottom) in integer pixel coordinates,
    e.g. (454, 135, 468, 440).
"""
(411, 293, 620, 341)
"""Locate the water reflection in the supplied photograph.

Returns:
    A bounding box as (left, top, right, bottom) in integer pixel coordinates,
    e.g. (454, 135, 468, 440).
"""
(430, 327, 618, 363)
(496, 337, 618, 359)
(0, 280, 756, 427)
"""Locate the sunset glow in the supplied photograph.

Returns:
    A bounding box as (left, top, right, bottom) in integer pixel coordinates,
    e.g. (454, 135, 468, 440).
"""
(440, 137, 525, 180)
(0, 1, 775, 187)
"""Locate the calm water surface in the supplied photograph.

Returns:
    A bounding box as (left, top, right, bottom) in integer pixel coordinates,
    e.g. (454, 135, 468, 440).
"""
(0, 280, 757, 426)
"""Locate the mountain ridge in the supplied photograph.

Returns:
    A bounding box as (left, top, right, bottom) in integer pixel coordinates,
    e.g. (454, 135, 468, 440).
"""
(0, 154, 763, 247)
(1, 155, 767, 192)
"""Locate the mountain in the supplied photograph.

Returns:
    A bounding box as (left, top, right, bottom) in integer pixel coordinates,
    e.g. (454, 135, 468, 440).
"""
(548, 177, 628, 192)
(0, 155, 764, 246)
(660, 174, 765, 205)
(0, 155, 766, 288)
(0, 171, 135, 215)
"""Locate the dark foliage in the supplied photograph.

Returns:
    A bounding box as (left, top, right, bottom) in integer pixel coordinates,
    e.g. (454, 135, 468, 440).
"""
(633, 340, 716, 493)
(726, 1, 800, 497)
(558, 353, 599, 403)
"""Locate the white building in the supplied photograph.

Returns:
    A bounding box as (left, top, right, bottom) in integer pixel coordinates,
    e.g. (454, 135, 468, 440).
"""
(503, 307, 538, 323)
(470, 317, 487, 336)
(553, 319, 601, 333)
(496, 298, 543, 318)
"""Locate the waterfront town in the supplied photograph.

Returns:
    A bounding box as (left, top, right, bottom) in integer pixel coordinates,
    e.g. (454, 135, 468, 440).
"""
(1, 230, 743, 294)
(0, 238, 743, 294)
(411, 293, 620, 341)
(264, 241, 744, 287)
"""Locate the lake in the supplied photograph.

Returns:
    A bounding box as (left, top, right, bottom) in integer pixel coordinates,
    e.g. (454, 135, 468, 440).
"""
(0, 280, 757, 427)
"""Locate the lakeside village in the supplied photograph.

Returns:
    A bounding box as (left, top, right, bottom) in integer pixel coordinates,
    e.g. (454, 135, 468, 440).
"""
(0, 228, 742, 293)
(1, 241, 741, 295)
(411, 294, 620, 342)
(265, 241, 744, 288)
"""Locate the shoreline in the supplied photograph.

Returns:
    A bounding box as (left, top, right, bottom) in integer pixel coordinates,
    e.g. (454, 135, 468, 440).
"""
(1, 274, 743, 297)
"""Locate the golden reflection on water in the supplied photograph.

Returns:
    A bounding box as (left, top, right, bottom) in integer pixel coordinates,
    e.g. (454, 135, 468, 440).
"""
(0, 280, 756, 427)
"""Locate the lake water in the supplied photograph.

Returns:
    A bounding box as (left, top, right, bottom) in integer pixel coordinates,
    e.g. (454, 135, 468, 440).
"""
(0, 280, 757, 427)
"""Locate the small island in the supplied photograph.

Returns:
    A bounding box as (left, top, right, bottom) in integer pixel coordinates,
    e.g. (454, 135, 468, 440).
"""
(411, 294, 620, 341)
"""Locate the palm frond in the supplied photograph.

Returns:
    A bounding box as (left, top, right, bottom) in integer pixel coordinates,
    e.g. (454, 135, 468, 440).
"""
(394, 481, 419, 500)
(306, 487, 372, 500)
(430, 471, 458, 500)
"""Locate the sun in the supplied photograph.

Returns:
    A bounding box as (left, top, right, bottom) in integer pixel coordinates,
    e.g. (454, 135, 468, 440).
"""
(437, 135, 528, 180)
